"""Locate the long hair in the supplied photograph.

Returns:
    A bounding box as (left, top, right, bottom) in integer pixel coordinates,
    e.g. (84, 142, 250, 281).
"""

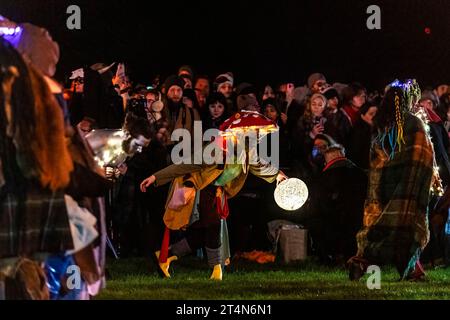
(0, 39, 36, 191)
(372, 80, 421, 159)
(374, 87, 404, 131)
(303, 93, 327, 125)
(0, 38, 72, 191)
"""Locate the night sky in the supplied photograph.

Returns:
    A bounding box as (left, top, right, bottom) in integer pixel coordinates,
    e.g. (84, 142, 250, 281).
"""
(2, 0, 449, 91)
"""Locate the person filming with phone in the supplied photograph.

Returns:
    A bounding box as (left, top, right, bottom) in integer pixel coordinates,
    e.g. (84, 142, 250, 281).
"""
(293, 93, 331, 182)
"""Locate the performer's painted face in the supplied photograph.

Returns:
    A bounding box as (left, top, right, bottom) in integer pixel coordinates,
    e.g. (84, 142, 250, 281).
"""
(123, 134, 151, 155)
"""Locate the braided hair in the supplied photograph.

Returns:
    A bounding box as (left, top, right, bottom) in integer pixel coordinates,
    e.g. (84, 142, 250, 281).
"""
(373, 79, 421, 159)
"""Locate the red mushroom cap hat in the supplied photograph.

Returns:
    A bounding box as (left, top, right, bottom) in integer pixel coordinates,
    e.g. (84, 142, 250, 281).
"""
(219, 110, 278, 136)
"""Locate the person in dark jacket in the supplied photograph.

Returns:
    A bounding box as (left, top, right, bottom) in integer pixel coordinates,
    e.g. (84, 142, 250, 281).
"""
(276, 82, 305, 143)
(417, 90, 450, 186)
(323, 86, 348, 145)
(262, 98, 290, 168)
(214, 72, 235, 114)
(339, 83, 367, 148)
(163, 75, 201, 140)
(308, 143, 368, 265)
(114, 115, 170, 257)
(81, 66, 125, 129)
(293, 93, 330, 182)
(347, 100, 379, 171)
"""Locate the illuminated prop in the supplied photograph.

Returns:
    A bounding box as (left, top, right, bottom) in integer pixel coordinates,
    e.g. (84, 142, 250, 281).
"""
(274, 178, 309, 211)
(219, 110, 278, 137)
(85, 129, 128, 168)
(0, 25, 21, 36)
(217, 110, 279, 171)
(411, 99, 445, 197)
(0, 16, 21, 37)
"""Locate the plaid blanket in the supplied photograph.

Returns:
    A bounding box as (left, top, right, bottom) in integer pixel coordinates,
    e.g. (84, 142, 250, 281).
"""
(0, 183, 73, 259)
(355, 114, 434, 277)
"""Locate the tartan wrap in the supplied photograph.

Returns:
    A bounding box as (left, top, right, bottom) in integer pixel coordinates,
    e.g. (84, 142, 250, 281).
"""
(356, 114, 434, 274)
(0, 183, 73, 259)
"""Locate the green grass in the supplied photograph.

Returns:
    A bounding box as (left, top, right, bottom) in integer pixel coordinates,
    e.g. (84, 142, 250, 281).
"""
(96, 257, 450, 300)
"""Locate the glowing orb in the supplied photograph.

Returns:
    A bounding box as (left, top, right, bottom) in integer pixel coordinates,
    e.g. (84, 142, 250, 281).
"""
(274, 178, 309, 211)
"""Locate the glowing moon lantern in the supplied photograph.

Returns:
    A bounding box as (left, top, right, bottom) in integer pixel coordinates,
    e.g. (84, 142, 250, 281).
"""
(274, 178, 309, 211)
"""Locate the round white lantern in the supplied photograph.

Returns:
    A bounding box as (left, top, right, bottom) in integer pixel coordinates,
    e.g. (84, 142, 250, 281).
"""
(274, 178, 309, 211)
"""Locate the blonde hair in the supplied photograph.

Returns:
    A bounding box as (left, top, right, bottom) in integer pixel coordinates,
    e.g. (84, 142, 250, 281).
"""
(304, 93, 327, 121)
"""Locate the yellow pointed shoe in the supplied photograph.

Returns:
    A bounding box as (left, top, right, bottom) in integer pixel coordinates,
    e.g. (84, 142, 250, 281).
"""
(155, 251, 178, 278)
(210, 264, 222, 281)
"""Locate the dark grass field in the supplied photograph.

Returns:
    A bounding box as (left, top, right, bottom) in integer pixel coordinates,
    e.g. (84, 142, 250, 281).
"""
(96, 257, 450, 300)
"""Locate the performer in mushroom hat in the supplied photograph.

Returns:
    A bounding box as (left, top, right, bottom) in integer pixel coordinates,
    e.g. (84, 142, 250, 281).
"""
(140, 111, 287, 280)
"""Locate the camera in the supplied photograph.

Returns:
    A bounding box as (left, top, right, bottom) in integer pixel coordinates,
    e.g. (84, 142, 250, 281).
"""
(126, 97, 148, 119)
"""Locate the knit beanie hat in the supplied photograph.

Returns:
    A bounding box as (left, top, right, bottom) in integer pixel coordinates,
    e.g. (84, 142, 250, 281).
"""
(163, 75, 185, 92)
(215, 72, 234, 90)
(178, 65, 194, 78)
(322, 86, 339, 100)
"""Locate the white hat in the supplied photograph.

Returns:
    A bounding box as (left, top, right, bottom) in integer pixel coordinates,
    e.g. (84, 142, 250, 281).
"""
(90, 62, 116, 74)
(69, 68, 84, 80)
